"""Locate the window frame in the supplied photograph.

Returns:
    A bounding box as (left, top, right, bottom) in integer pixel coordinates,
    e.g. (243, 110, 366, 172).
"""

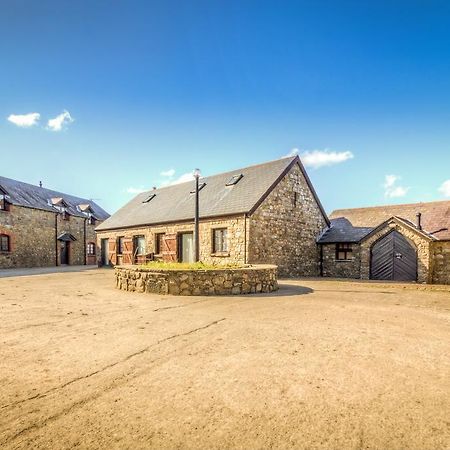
(225, 174, 243, 186)
(212, 228, 228, 254)
(0, 195, 9, 211)
(134, 235, 146, 256)
(335, 243, 353, 261)
(155, 233, 165, 255)
(117, 236, 125, 255)
(0, 234, 10, 252)
(87, 242, 96, 256)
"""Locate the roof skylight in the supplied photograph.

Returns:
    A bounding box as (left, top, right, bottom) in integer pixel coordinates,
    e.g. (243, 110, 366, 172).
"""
(225, 174, 243, 186)
(190, 182, 206, 194)
(142, 193, 156, 203)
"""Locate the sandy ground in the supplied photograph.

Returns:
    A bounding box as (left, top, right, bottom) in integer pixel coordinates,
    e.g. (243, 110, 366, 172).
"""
(1, 270, 449, 450)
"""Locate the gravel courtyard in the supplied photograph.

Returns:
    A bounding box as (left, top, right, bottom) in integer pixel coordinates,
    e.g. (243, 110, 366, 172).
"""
(1, 269, 449, 449)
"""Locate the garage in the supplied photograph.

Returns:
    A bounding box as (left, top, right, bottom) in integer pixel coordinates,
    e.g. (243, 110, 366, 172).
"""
(370, 230, 417, 281)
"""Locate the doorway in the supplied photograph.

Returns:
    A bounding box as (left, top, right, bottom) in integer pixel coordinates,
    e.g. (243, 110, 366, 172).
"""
(179, 232, 194, 263)
(60, 241, 69, 265)
(101, 238, 109, 266)
(370, 230, 417, 281)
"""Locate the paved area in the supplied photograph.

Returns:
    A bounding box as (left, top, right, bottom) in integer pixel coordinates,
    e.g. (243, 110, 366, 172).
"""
(1, 270, 449, 449)
(0, 265, 99, 278)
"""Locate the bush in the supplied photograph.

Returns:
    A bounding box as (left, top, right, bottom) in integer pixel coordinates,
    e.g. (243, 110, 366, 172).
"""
(141, 261, 245, 270)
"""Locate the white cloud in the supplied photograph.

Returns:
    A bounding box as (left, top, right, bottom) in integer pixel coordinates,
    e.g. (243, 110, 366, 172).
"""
(383, 174, 409, 198)
(126, 186, 147, 194)
(160, 169, 175, 177)
(285, 148, 354, 169)
(170, 172, 195, 185)
(47, 110, 74, 131)
(7, 112, 40, 127)
(438, 180, 450, 197)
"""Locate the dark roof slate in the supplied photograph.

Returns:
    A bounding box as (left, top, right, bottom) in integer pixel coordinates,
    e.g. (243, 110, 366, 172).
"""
(330, 201, 450, 240)
(317, 218, 373, 243)
(97, 156, 327, 231)
(0, 175, 109, 220)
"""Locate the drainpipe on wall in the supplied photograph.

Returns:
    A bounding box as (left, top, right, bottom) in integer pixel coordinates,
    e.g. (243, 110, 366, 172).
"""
(319, 244, 324, 277)
(84, 218, 87, 265)
(54, 213, 58, 266)
(243, 213, 247, 264)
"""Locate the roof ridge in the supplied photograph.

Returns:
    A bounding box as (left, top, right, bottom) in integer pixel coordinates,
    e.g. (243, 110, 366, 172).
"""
(137, 156, 297, 196)
(332, 198, 450, 213)
(0, 174, 97, 204)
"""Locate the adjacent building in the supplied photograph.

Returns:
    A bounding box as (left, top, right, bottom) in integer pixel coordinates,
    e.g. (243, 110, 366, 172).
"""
(96, 156, 329, 277)
(318, 201, 450, 285)
(0, 176, 109, 268)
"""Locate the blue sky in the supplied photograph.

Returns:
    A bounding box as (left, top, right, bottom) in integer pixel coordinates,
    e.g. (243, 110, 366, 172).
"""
(1, 0, 450, 214)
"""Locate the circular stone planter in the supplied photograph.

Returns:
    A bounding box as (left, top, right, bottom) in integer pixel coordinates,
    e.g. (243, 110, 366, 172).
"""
(115, 264, 278, 296)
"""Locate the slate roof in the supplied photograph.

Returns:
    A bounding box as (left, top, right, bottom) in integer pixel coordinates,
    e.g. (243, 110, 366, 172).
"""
(317, 218, 374, 243)
(0, 176, 109, 220)
(97, 156, 328, 231)
(330, 201, 450, 240)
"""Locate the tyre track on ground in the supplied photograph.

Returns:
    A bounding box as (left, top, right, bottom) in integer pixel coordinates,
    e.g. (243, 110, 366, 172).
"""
(1, 318, 226, 413)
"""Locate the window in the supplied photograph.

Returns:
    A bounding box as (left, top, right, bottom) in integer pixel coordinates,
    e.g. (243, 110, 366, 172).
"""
(61, 208, 69, 221)
(225, 174, 243, 186)
(293, 192, 298, 207)
(143, 193, 156, 203)
(336, 243, 353, 261)
(134, 235, 146, 255)
(0, 195, 7, 211)
(87, 242, 96, 256)
(155, 233, 165, 254)
(117, 236, 125, 255)
(212, 228, 228, 253)
(0, 234, 10, 252)
(190, 182, 206, 194)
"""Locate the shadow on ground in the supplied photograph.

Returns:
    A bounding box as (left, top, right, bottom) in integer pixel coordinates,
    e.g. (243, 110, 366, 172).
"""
(253, 282, 314, 297)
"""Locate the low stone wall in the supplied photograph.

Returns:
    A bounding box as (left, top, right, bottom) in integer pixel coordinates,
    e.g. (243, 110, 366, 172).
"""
(431, 241, 450, 285)
(115, 265, 278, 296)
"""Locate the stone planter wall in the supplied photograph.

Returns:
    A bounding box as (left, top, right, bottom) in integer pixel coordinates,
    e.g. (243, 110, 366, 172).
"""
(115, 264, 278, 296)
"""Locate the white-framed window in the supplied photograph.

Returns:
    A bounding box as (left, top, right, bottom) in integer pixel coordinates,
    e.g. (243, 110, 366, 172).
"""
(212, 228, 228, 253)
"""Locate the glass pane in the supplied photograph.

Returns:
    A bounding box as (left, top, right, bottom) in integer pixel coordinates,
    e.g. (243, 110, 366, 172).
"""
(182, 233, 194, 263)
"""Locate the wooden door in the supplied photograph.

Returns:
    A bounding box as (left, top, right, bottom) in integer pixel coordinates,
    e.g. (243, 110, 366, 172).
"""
(60, 241, 69, 265)
(108, 239, 117, 265)
(122, 238, 133, 264)
(162, 233, 177, 262)
(370, 231, 417, 281)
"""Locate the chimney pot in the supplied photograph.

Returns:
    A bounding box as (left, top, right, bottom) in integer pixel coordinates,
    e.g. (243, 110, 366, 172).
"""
(416, 212, 422, 230)
(39, 181, 43, 188)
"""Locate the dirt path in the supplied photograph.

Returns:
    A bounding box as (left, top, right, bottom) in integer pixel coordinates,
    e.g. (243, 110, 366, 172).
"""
(1, 270, 449, 449)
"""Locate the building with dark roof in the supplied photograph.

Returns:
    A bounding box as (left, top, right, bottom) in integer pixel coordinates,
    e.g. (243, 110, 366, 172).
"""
(96, 156, 329, 277)
(0, 176, 109, 268)
(318, 201, 450, 284)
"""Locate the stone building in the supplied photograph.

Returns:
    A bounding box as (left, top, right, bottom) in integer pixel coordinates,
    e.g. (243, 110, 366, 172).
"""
(318, 201, 450, 284)
(0, 176, 109, 269)
(96, 156, 329, 277)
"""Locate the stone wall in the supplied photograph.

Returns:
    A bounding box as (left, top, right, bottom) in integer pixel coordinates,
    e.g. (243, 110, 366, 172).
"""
(96, 215, 248, 266)
(248, 162, 328, 277)
(115, 264, 278, 296)
(430, 241, 450, 285)
(0, 204, 100, 269)
(321, 243, 361, 278)
(360, 219, 431, 283)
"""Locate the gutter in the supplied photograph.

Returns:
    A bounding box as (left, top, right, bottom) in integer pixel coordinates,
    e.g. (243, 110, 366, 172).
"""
(54, 213, 58, 266)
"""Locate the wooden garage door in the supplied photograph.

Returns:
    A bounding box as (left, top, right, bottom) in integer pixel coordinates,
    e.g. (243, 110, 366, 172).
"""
(370, 231, 417, 281)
